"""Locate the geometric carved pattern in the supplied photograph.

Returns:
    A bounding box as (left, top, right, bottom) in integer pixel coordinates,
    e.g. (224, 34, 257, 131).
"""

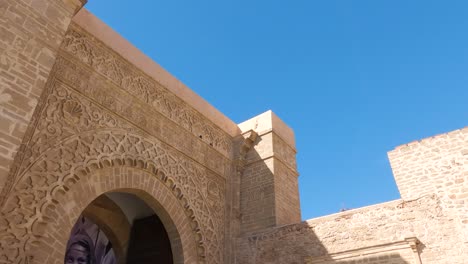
(61, 24, 232, 157)
(0, 58, 225, 263)
(51, 54, 229, 177)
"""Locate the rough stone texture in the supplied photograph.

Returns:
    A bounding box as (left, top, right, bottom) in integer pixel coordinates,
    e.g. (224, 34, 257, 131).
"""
(236, 195, 460, 264)
(0, 3, 466, 264)
(388, 127, 468, 240)
(0, 0, 85, 195)
(236, 128, 467, 264)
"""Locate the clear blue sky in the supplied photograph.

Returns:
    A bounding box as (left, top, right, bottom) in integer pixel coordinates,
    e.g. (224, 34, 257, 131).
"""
(86, 1, 467, 220)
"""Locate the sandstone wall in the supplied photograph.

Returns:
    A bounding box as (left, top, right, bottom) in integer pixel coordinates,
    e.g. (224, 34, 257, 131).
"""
(236, 195, 461, 264)
(388, 127, 467, 243)
(237, 111, 301, 234)
(0, 10, 236, 263)
(0, 0, 85, 202)
(1, 2, 465, 264)
(236, 127, 468, 264)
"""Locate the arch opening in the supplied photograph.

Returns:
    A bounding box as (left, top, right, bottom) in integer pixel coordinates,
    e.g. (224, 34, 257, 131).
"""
(65, 191, 174, 264)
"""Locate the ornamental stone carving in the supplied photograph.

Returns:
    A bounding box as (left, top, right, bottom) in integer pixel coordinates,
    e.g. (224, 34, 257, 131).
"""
(0, 44, 225, 264)
(60, 24, 232, 157)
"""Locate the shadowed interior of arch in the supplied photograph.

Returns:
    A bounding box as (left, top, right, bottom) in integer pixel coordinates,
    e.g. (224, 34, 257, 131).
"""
(65, 191, 174, 264)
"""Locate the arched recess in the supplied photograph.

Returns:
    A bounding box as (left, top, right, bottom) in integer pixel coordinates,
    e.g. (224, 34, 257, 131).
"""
(0, 79, 224, 264)
(81, 194, 131, 263)
(28, 161, 203, 264)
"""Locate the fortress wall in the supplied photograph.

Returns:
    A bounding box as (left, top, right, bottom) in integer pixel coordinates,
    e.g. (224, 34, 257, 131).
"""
(236, 127, 468, 264)
(388, 127, 467, 202)
(388, 127, 468, 251)
(236, 195, 462, 264)
(1, 3, 466, 264)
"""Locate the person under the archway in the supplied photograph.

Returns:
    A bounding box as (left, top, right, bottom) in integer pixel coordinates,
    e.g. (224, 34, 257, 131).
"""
(65, 231, 96, 264)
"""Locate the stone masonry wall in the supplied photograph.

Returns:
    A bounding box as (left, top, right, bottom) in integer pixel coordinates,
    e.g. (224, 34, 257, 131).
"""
(241, 157, 276, 233)
(0, 17, 233, 263)
(306, 249, 415, 264)
(0, 0, 84, 197)
(388, 127, 467, 244)
(237, 127, 468, 264)
(236, 195, 462, 264)
(1, 2, 466, 264)
(273, 157, 300, 227)
(239, 125, 300, 234)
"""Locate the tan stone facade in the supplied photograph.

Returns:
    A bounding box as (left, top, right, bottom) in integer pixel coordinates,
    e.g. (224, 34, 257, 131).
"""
(0, 3, 466, 264)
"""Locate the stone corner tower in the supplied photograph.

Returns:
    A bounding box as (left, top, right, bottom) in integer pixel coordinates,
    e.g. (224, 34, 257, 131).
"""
(236, 110, 301, 234)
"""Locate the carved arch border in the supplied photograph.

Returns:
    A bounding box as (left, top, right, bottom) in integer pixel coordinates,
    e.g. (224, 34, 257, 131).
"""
(0, 77, 224, 264)
(81, 201, 129, 264)
(30, 159, 206, 264)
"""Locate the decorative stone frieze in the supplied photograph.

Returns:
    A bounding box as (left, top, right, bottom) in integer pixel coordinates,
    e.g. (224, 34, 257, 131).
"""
(60, 24, 232, 158)
(0, 60, 225, 263)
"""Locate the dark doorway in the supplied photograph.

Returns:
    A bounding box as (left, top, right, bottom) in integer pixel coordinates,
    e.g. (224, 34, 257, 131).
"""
(126, 214, 174, 264)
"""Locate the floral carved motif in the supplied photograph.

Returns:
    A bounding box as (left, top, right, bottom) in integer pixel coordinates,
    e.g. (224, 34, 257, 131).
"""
(0, 75, 225, 263)
(60, 24, 232, 157)
(50, 56, 228, 177)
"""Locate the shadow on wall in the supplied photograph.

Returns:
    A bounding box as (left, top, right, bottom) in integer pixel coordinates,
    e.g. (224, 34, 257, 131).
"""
(236, 222, 419, 264)
(234, 122, 443, 264)
(237, 129, 301, 235)
(236, 135, 423, 263)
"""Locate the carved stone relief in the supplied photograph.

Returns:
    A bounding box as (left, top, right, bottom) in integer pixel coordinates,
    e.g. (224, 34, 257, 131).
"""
(52, 55, 229, 177)
(60, 24, 232, 157)
(0, 55, 225, 263)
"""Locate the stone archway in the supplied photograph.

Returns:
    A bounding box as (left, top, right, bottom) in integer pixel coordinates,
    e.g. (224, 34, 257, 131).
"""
(0, 86, 225, 263)
(81, 194, 131, 264)
(31, 163, 202, 264)
(80, 194, 131, 263)
(0, 24, 226, 264)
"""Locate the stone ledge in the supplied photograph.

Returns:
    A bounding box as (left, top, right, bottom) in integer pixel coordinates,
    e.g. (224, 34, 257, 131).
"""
(238, 110, 296, 149)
